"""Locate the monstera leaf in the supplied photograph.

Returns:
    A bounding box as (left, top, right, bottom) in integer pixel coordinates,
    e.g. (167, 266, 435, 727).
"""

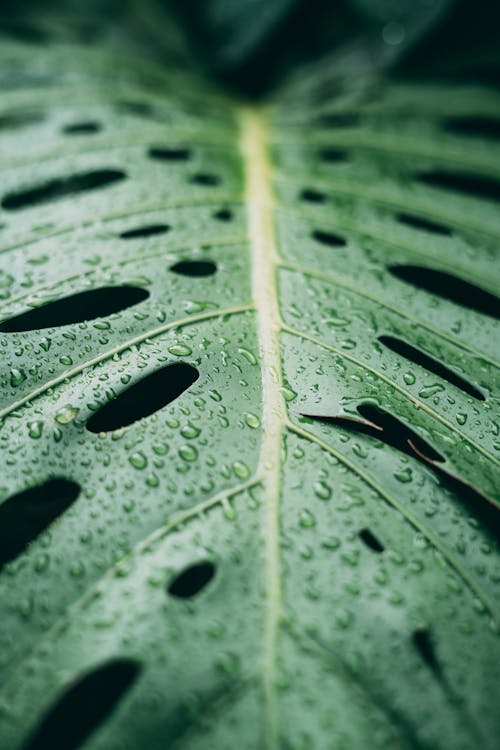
(0, 11, 499, 750)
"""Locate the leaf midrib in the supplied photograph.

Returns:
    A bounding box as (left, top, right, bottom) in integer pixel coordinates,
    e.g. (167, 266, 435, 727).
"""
(239, 106, 285, 748)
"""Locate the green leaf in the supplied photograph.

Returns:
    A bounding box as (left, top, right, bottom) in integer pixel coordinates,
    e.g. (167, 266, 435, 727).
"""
(0, 21, 499, 750)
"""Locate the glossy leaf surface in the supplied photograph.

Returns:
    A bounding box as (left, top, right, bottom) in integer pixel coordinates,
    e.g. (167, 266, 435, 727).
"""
(0, 25, 499, 750)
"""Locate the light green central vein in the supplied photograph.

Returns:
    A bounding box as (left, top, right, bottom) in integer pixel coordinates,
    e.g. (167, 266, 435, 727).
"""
(240, 106, 284, 749)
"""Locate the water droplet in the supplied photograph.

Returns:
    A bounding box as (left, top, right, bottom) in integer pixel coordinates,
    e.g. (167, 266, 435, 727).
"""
(28, 420, 44, 439)
(232, 461, 250, 478)
(419, 383, 444, 399)
(244, 412, 260, 428)
(456, 412, 467, 425)
(394, 467, 412, 483)
(168, 343, 192, 356)
(129, 451, 148, 469)
(179, 444, 198, 462)
(299, 509, 316, 528)
(313, 480, 332, 501)
(180, 422, 201, 439)
(10, 368, 26, 387)
(238, 347, 257, 365)
(55, 404, 79, 424)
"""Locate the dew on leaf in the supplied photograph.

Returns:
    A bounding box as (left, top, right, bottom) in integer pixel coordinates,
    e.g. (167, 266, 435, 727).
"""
(244, 412, 260, 428)
(28, 420, 44, 439)
(168, 343, 193, 356)
(299, 509, 316, 528)
(232, 461, 250, 478)
(10, 367, 26, 386)
(313, 480, 332, 501)
(179, 444, 198, 462)
(129, 451, 148, 470)
(55, 405, 79, 424)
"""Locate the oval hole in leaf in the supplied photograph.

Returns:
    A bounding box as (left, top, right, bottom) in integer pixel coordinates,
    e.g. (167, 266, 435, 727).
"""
(86, 362, 199, 433)
(117, 100, 154, 117)
(416, 169, 500, 203)
(316, 113, 360, 128)
(300, 188, 326, 203)
(318, 147, 350, 163)
(1, 21, 48, 44)
(388, 265, 500, 319)
(0, 286, 149, 332)
(395, 212, 452, 236)
(119, 223, 170, 239)
(168, 561, 216, 599)
(213, 208, 233, 221)
(191, 173, 221, 186)
(62, 121, 101, 135)
(23, 659, 140, 750)
(443, 116, 500, 140)
(413, 628, 440, 674)
(0, 111, 44, 130)
(312, 229, 346, 247)
(378, 335, 485, 401)
(148, 146, 190, 161)
(1, 169, 126, 211)
(359, 528, 384, 553)
(0, 478, 80, 572)
(170, 260, 217, 277)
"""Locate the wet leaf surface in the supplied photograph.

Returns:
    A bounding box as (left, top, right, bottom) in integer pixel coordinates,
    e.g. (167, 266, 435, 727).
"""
(0, 24, 499, 750)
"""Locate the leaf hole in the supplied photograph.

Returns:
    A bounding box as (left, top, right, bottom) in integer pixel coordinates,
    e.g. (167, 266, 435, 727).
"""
(170, 260, 217, 277)
(168, 561, 216, 599)
(395, 212, 452, 236)
(443, 116, 500, 140)
(191, 173, 221, 186)
(412, 628, 440, 674)
(0, 478, 80, 572)
(316, 113, 360, 128)
(62, 121, 102, 135)
(388, 265, 500, 319)
(300, 188, 326, 204)
(86, 362, 199, 433)
(312, 229, 346, 247)
(304, 404, 444, 464)
(1, 169, 126, 211)
(356, 403, 445, 463)
(119, 223, 170, 239)
(116, 100, 154, 117)
(0, 286, 149, 332)
(0, 111, 44, 131)
(213, 208, 233, 222)
(1, 21, 48, 44)
(378, 335, 485, 401)
(415, 169, 500, 203)
(148, 146, 191, 161)
(359, 528, 384, 553)
(318, 147, 351, 163)
(22, 659, 140, 750)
